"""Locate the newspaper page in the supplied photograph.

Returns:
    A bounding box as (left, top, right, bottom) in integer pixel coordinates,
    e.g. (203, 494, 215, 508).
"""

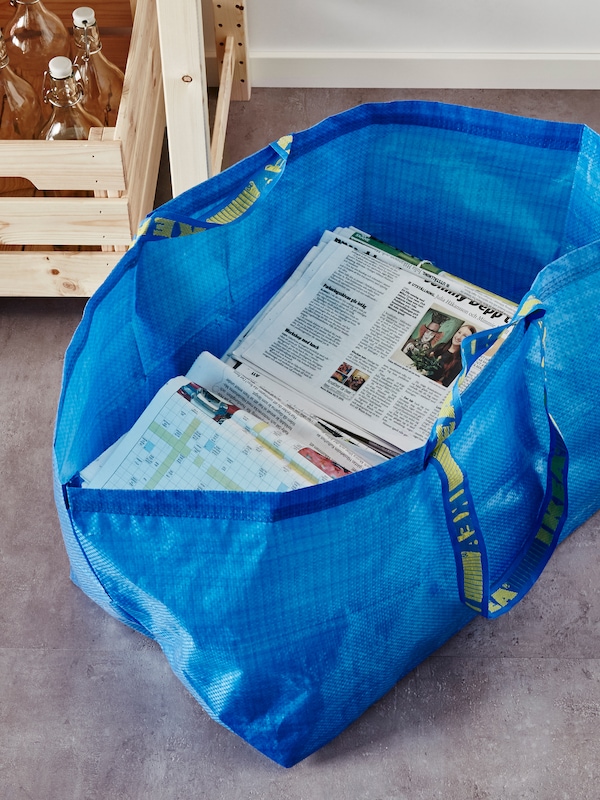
(220, 357, 400, 460)
(186, 351, 381, 469)
(231, 230, 517, 454)
(343, 228, 516, 320)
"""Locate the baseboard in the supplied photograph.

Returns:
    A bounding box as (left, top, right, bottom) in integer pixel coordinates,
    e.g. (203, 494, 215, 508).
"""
(206, 52, 600, 90)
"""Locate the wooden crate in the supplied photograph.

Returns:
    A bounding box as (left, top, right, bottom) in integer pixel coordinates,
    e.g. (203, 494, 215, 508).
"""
(0, 0, 165, 296)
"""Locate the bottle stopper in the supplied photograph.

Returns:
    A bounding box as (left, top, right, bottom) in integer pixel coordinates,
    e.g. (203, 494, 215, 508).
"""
(72, 7, 96, 28)
(48, 56, 73, 80)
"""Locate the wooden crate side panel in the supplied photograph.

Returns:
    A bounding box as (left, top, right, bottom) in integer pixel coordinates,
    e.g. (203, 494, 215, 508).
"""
(0, 0, 162, 294)
(0, 197, 131, 246)
(0, 138, 125, 191)
(0, 250, 121, 296)
(116, 0, 166, 233)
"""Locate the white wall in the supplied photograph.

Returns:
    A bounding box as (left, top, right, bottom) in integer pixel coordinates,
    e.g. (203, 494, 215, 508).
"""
(202, 0, 600, 89)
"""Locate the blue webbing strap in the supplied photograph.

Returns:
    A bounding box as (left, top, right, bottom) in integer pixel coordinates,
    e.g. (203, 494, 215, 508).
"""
(134, 135, 293, 244)
(425, 295, 569, 618)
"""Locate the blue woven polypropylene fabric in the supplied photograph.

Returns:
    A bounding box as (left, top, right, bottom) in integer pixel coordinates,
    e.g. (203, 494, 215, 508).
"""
(54, 102, 600, 766)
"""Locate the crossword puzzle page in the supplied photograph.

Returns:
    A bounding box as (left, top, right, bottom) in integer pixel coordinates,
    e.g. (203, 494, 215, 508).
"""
(87, 378, 315, 492)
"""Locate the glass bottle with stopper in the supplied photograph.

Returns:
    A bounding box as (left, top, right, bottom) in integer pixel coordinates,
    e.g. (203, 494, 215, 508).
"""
(71, 6, 124, 127)
(4, 0, 70, 96)
(38, 55, 102, 140)
(0, 29, 43, 139)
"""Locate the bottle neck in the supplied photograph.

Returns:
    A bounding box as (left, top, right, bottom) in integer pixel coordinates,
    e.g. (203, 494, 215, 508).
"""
(8, 1, 54, 33)
(45, 74, 84, 108)
(73, 22, 103, 57)
(0, 38, 8, 69)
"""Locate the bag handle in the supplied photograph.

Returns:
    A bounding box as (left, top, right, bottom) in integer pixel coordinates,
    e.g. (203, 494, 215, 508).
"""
(424, 295, 568, 619)
(134, 135, 293, 245)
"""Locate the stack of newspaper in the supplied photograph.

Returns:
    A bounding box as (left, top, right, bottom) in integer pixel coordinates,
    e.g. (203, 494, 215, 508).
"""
(81, 227, 516, 492)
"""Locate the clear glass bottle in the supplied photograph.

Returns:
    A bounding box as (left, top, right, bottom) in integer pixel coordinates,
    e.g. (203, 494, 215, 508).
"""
(4, 0, 70, 97)
(72, 6, 124, 127)
(37, 55, 102, 140)
(0, 29, 43, 139)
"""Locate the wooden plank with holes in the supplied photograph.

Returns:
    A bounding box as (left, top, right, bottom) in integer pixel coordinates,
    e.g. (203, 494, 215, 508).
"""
(212, 0, 250, 102)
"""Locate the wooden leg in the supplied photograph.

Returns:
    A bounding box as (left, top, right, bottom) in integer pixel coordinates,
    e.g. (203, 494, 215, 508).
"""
(156, 0, 212, 196)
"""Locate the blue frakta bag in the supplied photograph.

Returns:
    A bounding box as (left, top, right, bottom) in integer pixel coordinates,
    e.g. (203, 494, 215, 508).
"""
(54, 102, 600, 766)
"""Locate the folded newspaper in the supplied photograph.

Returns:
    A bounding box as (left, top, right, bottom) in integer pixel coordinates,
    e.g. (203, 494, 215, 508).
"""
(81, 227, 517, 491)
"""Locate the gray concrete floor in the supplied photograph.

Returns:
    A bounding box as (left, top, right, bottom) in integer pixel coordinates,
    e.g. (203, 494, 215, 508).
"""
(3, 88, 600, 798)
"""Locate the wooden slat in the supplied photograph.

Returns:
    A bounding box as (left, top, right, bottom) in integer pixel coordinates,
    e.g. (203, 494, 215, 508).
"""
(156, 0, 211, 194)
(115, 0, 161, 143)
(0, 137, 125, 191)
(0, 250, 121, 296)
(210, 35, 235, 175)
(0, 196, 131, 245)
